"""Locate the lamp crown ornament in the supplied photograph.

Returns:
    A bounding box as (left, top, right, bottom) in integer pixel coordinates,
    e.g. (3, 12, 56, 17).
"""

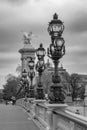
(22, 69, 27, 78)
(53, 13, 58, 20)
(48, 13, 64, 38)
(40, 43, 43, 48)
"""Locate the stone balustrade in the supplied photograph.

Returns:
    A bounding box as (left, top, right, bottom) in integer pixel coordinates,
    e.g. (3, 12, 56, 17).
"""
(53, 109, 87, 130)
(16, 98, 87, 130)
(34, 103, 49, 129)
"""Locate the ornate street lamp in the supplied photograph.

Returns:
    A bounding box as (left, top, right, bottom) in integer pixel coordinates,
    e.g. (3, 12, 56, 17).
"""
(28, 58, 35, 98)
(36, 43, 46, 99)
(48, 13, 64, 40)
(36, 43, 46, 60)
(18, 69, 29, 98)
(22, 69, 29, 97)
(47, 13, 65, 103)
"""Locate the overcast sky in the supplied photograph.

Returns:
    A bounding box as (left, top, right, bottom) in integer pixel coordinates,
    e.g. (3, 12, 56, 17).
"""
(0, 0, 87, 88)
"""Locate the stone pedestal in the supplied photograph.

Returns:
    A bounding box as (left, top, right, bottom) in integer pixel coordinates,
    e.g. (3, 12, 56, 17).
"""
(26, 98, 35, 112)
(33, 100, 46, 119)
(84, 84, 87, 106)
(19, 37, 35, 73)
(45, 103, 68, 110)
(28, 98, 35, 102)
(45, 103, 68, 130)
(34, 99, 46, 104)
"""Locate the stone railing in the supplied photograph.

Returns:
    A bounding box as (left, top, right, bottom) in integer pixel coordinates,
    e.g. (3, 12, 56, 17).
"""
(34, 103, 49, 129)
(16, 98, 87, 130)
(53, 109, 87, 130)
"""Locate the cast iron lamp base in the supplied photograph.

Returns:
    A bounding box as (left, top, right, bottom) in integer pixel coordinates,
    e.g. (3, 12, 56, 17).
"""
(48, 83, 65, 104)
(36, 83, 45, 99)
(29, 87, 34, 98)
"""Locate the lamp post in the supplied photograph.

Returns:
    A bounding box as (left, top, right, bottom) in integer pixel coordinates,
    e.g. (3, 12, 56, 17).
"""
(47, 13, 65, 103)
(28, 57, 35, 98)
(21, 69, 29, 98)
(36, 43, 46, 99)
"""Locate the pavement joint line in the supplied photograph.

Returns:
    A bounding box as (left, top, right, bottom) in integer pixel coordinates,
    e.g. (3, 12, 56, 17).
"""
(0, 121, 31, 124)
(19, 105, 46, 130)
(27, 117, 32, 120)
(32, 117, 46, 130)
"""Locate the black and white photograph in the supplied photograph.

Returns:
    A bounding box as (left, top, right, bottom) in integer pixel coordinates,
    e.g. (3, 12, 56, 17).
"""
(0, 0, 87, 130)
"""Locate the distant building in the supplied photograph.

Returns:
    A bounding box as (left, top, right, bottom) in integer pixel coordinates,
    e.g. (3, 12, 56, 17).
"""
(0, 88, 4, 102)
(45, 59, 67, 74)
(0, 88, 4, 93)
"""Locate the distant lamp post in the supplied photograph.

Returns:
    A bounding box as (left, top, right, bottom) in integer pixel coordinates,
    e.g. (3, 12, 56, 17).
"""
(36, 43, 46, 60)
(22, 69, 29, 97)
(28, 57, 35, 98)
(47, 13, 65, 103)
(28, 57, 35, 70)
(16, 69, 29, 99)
(36, 43, 46, 99)
(22, 69, 27, 79)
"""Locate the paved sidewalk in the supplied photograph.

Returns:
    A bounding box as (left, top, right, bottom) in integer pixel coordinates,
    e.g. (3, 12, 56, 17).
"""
(0, 104, 40, 130)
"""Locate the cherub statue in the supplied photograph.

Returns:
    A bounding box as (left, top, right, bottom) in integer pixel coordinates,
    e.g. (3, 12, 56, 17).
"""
(23, 32, 32, 44)
(23, 31, 38, 44)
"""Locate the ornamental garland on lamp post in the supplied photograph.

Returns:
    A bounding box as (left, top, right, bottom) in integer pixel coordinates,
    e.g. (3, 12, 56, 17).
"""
(28, 57, 35, 98)
(22, 69, 29, 98)
(17, 69, 29, 99)
(47, 13, 66, 103)
(36, 43, 46, 99)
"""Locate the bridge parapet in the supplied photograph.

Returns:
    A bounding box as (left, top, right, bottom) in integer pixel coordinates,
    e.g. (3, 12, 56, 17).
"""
(16, 98, 87, 130)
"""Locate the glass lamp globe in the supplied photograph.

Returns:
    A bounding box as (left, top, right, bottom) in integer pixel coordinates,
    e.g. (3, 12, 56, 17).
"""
(36, 43, 46, 60)
(22, 69, 27, 78)
(56, 38, 65, 48)
(28, 58, 34, 70)
(48, 13, 64, 37)
(50, 44, 55, 53)
(39, 60, 44, 66)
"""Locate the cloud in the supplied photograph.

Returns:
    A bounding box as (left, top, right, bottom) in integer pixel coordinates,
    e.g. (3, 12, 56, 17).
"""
(0, 52, 19, 59)
(0, 0, 87, 87)
(0, 0, 28, 6)
(0, 52, 20, 69)
(67, 11, 87, 33)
